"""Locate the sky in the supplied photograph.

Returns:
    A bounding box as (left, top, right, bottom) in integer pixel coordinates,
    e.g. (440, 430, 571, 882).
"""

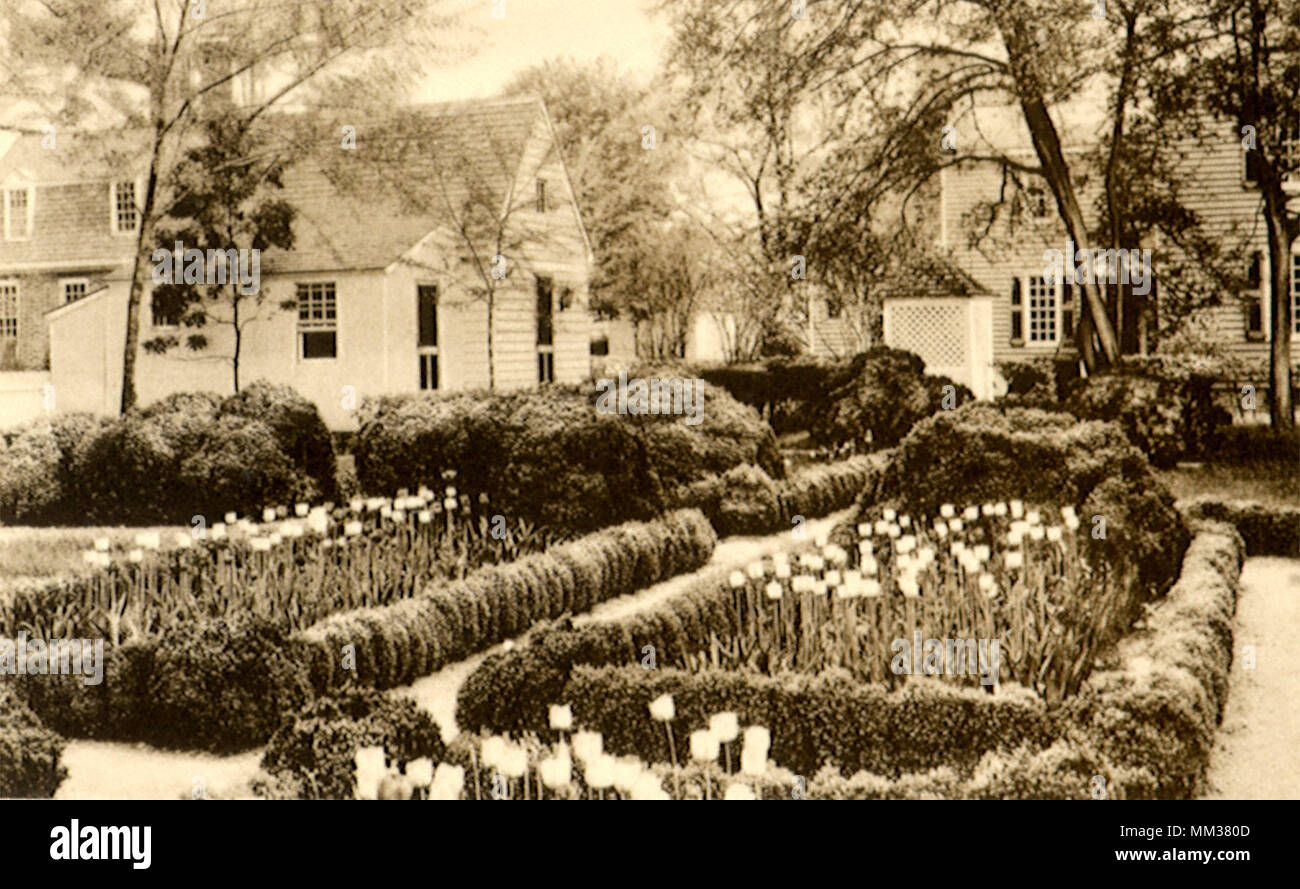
(418, 0, 670, 102)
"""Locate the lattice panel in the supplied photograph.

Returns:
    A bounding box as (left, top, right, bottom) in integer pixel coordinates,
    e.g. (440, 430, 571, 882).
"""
(887, 302, 967, 369)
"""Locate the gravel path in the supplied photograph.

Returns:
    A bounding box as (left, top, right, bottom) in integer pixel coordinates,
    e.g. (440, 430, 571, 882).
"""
(1202, 557, 1300, 800)
(46, 511, 851, 798)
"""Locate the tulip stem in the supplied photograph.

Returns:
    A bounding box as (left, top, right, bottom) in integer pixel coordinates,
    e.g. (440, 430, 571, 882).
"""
(664, 723, 680, 798)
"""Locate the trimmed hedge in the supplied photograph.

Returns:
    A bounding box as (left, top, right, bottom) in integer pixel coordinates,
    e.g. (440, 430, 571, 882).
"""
(20, 616, 312, 754)
(355, 382, 780, 534)
(295, 509, 718, 693)
(259, 689, 445, 799)
(1066, 525, 1242, 799)
(0, 382, 335, 525)
(671, 454, 886, 537)
(563, 667, 1058, 779)
(0, 684, 67, 798)
(1178, 497, 1300, 557)
(870, 403, 1189, 601)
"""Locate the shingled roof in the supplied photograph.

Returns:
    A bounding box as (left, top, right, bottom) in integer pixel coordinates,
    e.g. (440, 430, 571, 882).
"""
(876, 251, 992, 300)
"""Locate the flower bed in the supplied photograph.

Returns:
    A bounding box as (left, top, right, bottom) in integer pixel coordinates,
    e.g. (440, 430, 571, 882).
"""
(452, 526, 1240, 799)
(0, 485, 557, 644)
(14, 510, 716, 753)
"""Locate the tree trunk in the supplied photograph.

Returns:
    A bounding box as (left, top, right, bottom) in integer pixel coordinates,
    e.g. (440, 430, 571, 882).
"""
(120, 150, 162, 412)
(232, 292, 242, 393)
(1263, 191, 1296, 431)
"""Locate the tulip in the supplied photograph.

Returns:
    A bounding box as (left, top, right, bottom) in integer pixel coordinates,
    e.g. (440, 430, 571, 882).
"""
(418, 510, 432, 524)
(740, 748, 767, 777)
(886, 525, 901, 539)
(443, 497, 457, 511)
(572, 730, 603, 763)
(898, 575, 920, 598)
(775, 562, 791, 579)
(815, 533, 829, 548)
(974, 544, 991, 562)
(1011, 500, 1024, 519)
(539, 754, 573, 791)
(724, 782, 757, 800)
(586, 755, 615, 791)
(765, 581, 783, 600)
(981, 503, 995, 517)
(211, 523, 227, 541)
(874, 520, 889, 536)
(630, 772, 666, 801)
(406, 758, 434, 787)
(1047, 526, 1062, 543)
(743, 726, 771, 758)
(940, 504, 955, 519)
(689, 730, 720, 763)
(824, 569, 842, 587)
(649, 694, 675, 722)
(295, 503, 310, 517)
(857, 523, 871, 537)
(172, 531, 192, 549)
(979, 573, 996, 594)
(344, 520, 363, 536)
(1030, 526, 1045, 541)
(81, 550, 97, 565)
(613, 757, 643, 793)
(262, 508, 277, 523)
(1005, 551, 1024, 570)
(964, 506, 979, 520)
(549, 704, 573, 731)
(994, 502, 1008, 517)
(863, 579, 882, 597)
(746, 561, 765, 580)
(480, 735, 508, 770)
(729, 570, 746, 589)
(499, 745, 528, 780)
(899, 514, 911, 528)
(430, 763, 465, 800)
(128, 548, 143, 563)
(224, 511, 238, 524)
(251, 537, 271, 552)
(445, 486, 457, 498)
(94, 537, 110, 552)
(857, 539, 873, 555)
(883, 508, 897, 522)
(949, 518, 964, 533)
(934, 523, 948, 539)
(860, 557, 877, 576)
(1027, 510, 1042, 525)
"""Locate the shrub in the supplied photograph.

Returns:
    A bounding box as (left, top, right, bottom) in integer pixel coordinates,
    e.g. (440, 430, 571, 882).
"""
(874, 403, 1189, 599)
(144, 616, 312, 753)
(0, 421, 62, 523)
(219, 381, 337, 502)
(1179, 497, 1300, 557)
(71, 414, 178, 524)
(713, 464, 782, 536)
(179, 414, 301, 520)
(260, 689, 444, 799)
(0, 684, 67, 798)
(355, 381, 778, 533)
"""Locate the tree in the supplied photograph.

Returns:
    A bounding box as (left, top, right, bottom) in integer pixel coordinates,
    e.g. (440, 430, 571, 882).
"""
(3, 0, 453, 410)
(1183, 0, 1298, 430)
(144, 113, 296, 392)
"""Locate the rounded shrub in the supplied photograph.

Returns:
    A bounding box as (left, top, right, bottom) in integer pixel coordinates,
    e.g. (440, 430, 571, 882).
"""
(0, 684, 67, 798)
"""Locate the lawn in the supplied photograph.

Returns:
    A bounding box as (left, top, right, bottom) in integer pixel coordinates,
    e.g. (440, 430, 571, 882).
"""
(1156, 459, 1299, 510)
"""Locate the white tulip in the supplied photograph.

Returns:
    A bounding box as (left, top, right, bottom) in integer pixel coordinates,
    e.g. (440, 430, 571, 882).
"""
(724, 782, 757, 800)
(648, 694, 675, 722)
(689, 730, 720, 763)
(549, 704, 573, 731)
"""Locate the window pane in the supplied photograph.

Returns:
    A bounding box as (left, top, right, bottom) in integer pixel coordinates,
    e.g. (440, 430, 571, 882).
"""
(302, 330, 336, 359)
(536, 277, 553, 346)
(418, 285, 438, 347)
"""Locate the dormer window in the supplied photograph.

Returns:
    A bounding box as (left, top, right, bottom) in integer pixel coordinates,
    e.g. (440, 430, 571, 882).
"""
(111, 180, 139, 234)
(4, 186, 33, 240)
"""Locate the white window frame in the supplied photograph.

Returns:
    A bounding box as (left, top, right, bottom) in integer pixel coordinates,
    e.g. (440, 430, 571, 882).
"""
(110, 179, 141, 235)
(59, 277, 90, 305)
(296, 281, 338, 360)
(1292, 254, 1300, 337)
(4, 186, 34, 240)
(0, 279, 19, 340)
(1024, 274, 1060, 345)
(416, 283, 439, 390)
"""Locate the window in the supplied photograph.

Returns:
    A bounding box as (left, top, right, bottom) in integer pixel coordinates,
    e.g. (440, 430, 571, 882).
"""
(111, 181, 139, 234)
(1027, 275, 1058, 343)
(536, 275, 554, 382)
(1061, 279, 1075, 341)
(590, 335, 609, 356)
(1245, 252, 1265, 341)
(150, 291, 181, 328)
(1024, 186, 1049, 218)
(417, 284, 439, 390)
(1010, 278, 1023, 344)
(4, 187, 32, 239)
(1292, 255, 1300, 336)
(296, 282, 337, 359)
(60, 278, 89, 305)
(536, 179, 548, 213)
(0, 281, 17, 340)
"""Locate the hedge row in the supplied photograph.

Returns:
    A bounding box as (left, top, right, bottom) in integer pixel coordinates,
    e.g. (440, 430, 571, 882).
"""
(0, 382, 336, 525)
(354, 380, 782, 533)
(294, 509, 718, 693)
(0, 684, 67, 797)
(671, 454, 886, 537)
(1065, 525, 1243, 799)
(1178, 497, 1300, 557)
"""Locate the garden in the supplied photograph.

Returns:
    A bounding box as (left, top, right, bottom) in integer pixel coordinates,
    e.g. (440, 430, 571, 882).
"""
(0, 351, 1296, 800)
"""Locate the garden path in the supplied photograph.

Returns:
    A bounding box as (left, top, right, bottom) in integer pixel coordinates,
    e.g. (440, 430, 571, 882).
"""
(1202, 557, 1300, 800)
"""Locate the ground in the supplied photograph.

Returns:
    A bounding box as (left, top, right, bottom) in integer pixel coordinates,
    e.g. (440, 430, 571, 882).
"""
(1202, 557, 1300, 800)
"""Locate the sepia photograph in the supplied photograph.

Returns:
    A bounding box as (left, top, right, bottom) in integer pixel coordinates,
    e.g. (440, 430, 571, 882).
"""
(0, 0, 1295, 862)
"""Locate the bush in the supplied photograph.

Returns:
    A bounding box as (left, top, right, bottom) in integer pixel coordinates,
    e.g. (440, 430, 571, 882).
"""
(219, 381, 337, 502)
(0, 684, 67, 798)
(1179, 497, 1300, 557)
(298, 510, 717, 693)
(1207, 424, 1300, 464)
(0, 421, 62, 524)
(355, 381, 778, 533)
(874, 403, 1189, 600)
(260, 689, 444, 799)
(179, 414, 302, 520)
(713, 465, 782, 536)
(144, 616, 312, 753)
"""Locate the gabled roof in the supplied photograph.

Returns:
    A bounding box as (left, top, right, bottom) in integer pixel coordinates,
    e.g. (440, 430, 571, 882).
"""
(878, 252, 993, 300)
